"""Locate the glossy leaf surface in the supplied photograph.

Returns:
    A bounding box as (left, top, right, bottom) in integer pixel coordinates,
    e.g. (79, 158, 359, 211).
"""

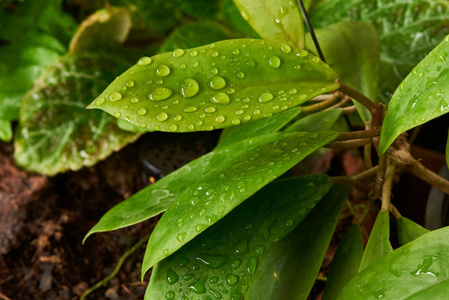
(145, 176, 332, 300)
(337, 226, 449, 299)
(359, 210, 393, 271)
(88, 39, 340, 132)
(397, 217, 430, 246)
(306, 21, 379, 121)
(0, 119, 12, 142)
(379, 35, 449, 153)
(245, 185, 350, 299)
(322, 224, 364, 300)
(142, 131, 338, 275)
(284, 108, 341, 133)
(311, 0, 449, 103)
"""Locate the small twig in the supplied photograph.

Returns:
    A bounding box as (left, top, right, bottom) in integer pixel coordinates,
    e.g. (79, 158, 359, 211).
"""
(80, 234, 151, 300)
(297, 0, 326, 62)
(0, 292, 12, 300)
(374, 153, 388, 199)
(327, 95, 351, 110)
(364, 121, 373, 169)
(406, 161, 449, 196)
(338, 82, 377, 112)
(353, 165, 379, 181)
(325, 138, 373, 149)
(310, 94, 334, 101)
(301, 94, 340, 113)
(337, 128, 381, 141)
(316, 276, 328, 282)
(381, 164, 396, 211)
(390, 204, 402, 220)
(340, 105, 358, 114)
(331, 176, 370, 194)
(346, 199, 357, 218)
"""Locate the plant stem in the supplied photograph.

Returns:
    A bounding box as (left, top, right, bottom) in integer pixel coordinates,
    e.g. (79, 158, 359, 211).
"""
(340, 105, 358, 114)
(390, 204, 402, 220)
(310, 94, 334, 101)
(406, 161, 449, 196)
(297, 0, 326, 62)
(338, 82, 377, 112)
(364, 121, 373, 169)
(381, 164, 396, 211)
(354, 165, 379, 181)
(325, 138, 372, 149)
(356, 197, 376, 225)
(327, 95, 351, 109)
(374, 153, 388, 199)
(331, 176, 370, 194)
(301, 94, 340, 113)
(337, 128, 381, 141)
(80, 234, 151, 300)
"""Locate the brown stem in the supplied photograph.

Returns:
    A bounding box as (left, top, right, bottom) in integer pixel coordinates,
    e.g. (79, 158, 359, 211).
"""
(364, 121, 373, 169)
(406, 161, 449, 196)
(374, 153, 388, 199)
(340, 105, 358, 114)
(381, 164, 396, 211)
(353, 165, 379, 181)
(310, 94, 334, 101)
(327, 95, 351, 109)
(325, 138, 373, 149)
(301, 94, 340, 113)
(338, 82, 377, 112)
(331, 176, 370, 194)
(390, 204, 402, 220)
(337, 128, 381, 141)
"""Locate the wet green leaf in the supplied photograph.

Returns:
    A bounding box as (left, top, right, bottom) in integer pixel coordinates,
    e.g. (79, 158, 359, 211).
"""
(232, 0, 304, 48)
(284, 108, 341, 133)
(0, 119, 12, 142)
(216, 107, 301, 149)
(397, 217, 430, 246)
(88, 39, 340, 132)
(14, 52, 141, 175)
(337, 226, 449, 299)
(222, 0, 259, 38)
(359, 210, 393, 271)
(245, 185, 350, 300)
(311, 0, 449, 104)
(322, 224, 364, 300)
(379, 34, 449, 154)
(142, 131, 338, 275)
(145, 175, 332, 300)
(306, 21, 380, 122)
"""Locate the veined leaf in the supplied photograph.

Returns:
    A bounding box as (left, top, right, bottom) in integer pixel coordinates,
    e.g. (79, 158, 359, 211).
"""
(284, 108, 342, 133)
(337, 226, 449, 299)
(397, 217, 430, 246)
(245, 185, 350, 299)
(145, 176, 332, 300)
(232, 0, 304, 49)
(0, 119, 12, 142)
(359, 210, 393, 271)
(379, 34, 449, 154)
(142, 131, 338, 276)
(87, 39, 340, 132)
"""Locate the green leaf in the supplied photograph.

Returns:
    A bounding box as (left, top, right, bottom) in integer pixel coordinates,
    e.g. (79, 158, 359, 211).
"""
(69, 7, 131, 53)
(358, 210, 393, 271)
(284, 108, 342, 133)
(322, 224, 364, 300)
(336, 226, 449, 299)
(397, 217, 430, 246)
(311, 0, 449, 104)
(232, 0, 304, 49)
(88, 39, 340, 132)
(0, 119, 12, 142)
(145, 175, 332, 300)
(216, 107, 301, 149)
(14, 52, 141, 175)
(178, 0, 221, 20)
(84, 132, 299, 241)
(142, 131, 338, 275)
(245, 184, 350, 299)
(379, 34, 449, 154)
(306, 21, 380, 122)
(222, 0, 260, 38)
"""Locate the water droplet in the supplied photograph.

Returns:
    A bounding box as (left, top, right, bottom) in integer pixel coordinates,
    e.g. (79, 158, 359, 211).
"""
(233, 49, 240, 55)
(258, 92, 274, 102)
(166, 268, 179, 284)
(227, 88, 235, 94)
(232, 119, 241, 125)
(247, 256, 258, 276)
(289, 88, 297, 95)
(196, 120, 203, 126)
(236, 71, 245, 79)
(210, 43, 216, 48)
(209, 76, 226, 90)
(174, 115, 182, 121)
(254, 245, 265, 255)
(244, 115, 251, 121)
(294, 64, 302, 70)
(138, 56, 152, 65)
(173, 48, 185, 57)
(125, 80, 135, 88)
(247, 59, 257, 68)
(212, 51, 219, 57)
(180, 63, 186, 69)
(187, 276, 208, 294)
(210, 93, 230, 104)
(157, 112, 168, 122)
(149, 87, 173, 101)
(179, 257, 190, 267)
(281, 44, 291, 53)
(268, 56, 281, 68)
(241, 9, 249, 20)
(96, 97, 105, 105)
(163, 249, 170, 256)
(254, 109, 261, 115)
(235, 109, 244, 115)
(176, 232, 187, 242)
(234, 240, 248, 254)
(211, 67, 219, 74)
(225, 274, 239, 286)
(169, 124, 178, 131)
(131, 97, 139, 103)
(184, 106, 198, 113)
(179, 78, 200, 98)
(215, 115, 225, 123)
(165, 291, 175, 300)
(113, 111, 121, 118)
(190, 50, 198, 57)
(137, 108, 147, 115)
(196, 253, 229, 269)
(205, 107, 216, 113)
(193, 61, 199, 68)
(156, 65, 171, 77)
(298, 50, 308, 57)
(109, 91, 122, 102)
(156, 79, 163, 84)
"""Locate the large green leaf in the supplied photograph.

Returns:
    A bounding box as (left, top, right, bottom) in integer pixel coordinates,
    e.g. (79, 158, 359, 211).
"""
(14, 52, 141, 175)
(245, 185, 350, 299)
(142, 131, 338, 275)
(145, 175, 332, 300)
(337, 226, 449, 299)
(84, 132, 298, 241)
(311, 0, 449, 103)
(306, 21, 380, 122)
(222, 0, 259, 38)
(397, 217, 430, 246)
(87, 39, 340, 132)
(322, 224, 364, 300)
(284, 108, 342, 133)
(0, 119, 12, 142)
(232, 0, 304, 49)
(379, 34, 449, 154)
(359, 210, 393, 271)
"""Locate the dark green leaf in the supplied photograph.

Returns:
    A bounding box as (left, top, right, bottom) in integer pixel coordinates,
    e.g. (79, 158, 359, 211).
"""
(222, 0, 260, 38)
(306, 21, 379, 122)
(145, 175, 332, 300)
(142, 131, 338, 275)
(245, 185, 350, 300)
(397, 217, 430, 246)
(0, 119, 12, 142)
(322, 224, 363, 300)
(379, 35, 449, 153)
(284, 108, 341, 133)
(88, 39, 340, 132)
(337, 226, 449, 299)
(178, 0, 221, 20)
(359, 210, 393, 271)
(14, 52, 141, 175)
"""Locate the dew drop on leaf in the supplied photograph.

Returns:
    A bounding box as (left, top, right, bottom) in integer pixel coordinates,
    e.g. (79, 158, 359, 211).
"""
(166, 268, 179, 284)
(113, 111, 121, 118)
(184, 106, 198, 113)
(165, 291, 175, 300)
(281, 44, 291, 53)
(267, 56, 281, 68)
(237, 71, 245, 79)
(189, 50, 198, 57)
(211, 67, 219, 74)
(241, 10, 249, 20)
(95, 97, 105, 105)
(157, 112, 168, 122)
(247, 59, 257, 68)
(225, 274, 239, 286)
(156, 64, 171, 77)
(179, 78, 200, 98)
(137, 108, 147, 115)
(233, 49, 240, 55)
(205, 107, 216, 113)
(258, 92, 274, 103)
(212, 51, 219, 57)
(210, 93, 230, 104)
(138, 56, 152, 65)
(172, 48, 185, 57)
(109, 91, 122, 102)
(149, 87, 173, 101)
(209, 76, 226, 90)
(169, 124, 178, 132)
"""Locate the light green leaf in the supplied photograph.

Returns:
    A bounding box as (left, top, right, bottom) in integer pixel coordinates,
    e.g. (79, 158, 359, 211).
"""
(145, 175, 332, 300)
(359, 210, 393, 271)
(0, 119, 12, 142)
(337, 226, 449, 299)
(222, 0, 260, 38)
(322, 224, 363, 300)
(14, 52, 141, 175)
(232, 0, 304, 49)
(216, 107, 301, 149)
(142, 131, 338, 276)
(306, 21, 379, 122)
(84, 132, 299, 241)
(88, 39, 340, 132)
(379, 34, 449, 154)
(245, 184, 350, 300)
(284, 108, 342, 133)
(397, 217, 430, 246)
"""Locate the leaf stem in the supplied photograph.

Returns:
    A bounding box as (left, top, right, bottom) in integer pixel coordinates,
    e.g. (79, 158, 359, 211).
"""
(325, 138, 373, 149)
(301, 94, 340, 113)
(338, 82, 377, 112)
(353, 165, 378, 181)
(337, 128, 381, 141)
(340, 105, 358, 114)
(390, 204, 402, 220)
(381, 164, 396, 211)
(406, 161, 449, 196)
(374, 153, 388, 199)
(364, 121, 373, 169)
(331, 176, 370, 194)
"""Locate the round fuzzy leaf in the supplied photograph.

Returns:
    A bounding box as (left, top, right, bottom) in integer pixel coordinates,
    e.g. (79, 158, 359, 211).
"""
(87, 39, 340, 132)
